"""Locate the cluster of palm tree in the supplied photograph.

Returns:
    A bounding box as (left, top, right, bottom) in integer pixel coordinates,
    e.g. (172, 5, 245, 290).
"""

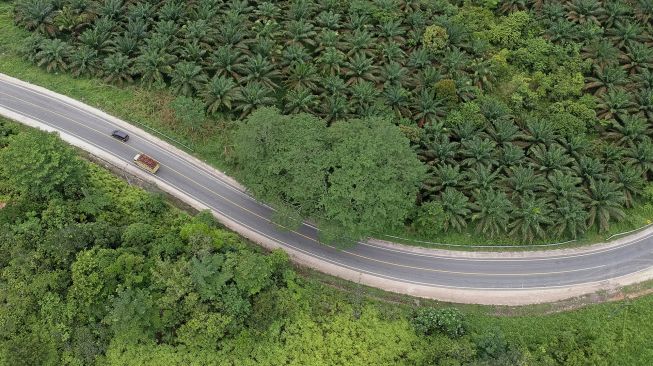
(533, 1, 653, 126)
(413, 0, 653, 241)
(14, 0, 486, 122)
(415, 104, 648, 241)
(13, 0, 653, 242)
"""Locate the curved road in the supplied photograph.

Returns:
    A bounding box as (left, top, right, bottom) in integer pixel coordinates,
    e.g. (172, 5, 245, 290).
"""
(2, 73, 653, 305)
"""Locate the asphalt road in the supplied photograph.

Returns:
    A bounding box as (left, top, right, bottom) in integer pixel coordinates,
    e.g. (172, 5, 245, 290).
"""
(2, 75, 653, 303)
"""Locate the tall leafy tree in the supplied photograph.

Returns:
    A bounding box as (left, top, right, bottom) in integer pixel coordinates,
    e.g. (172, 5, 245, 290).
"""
(322, 117, 426, 238)
(0, 130, 86, 198)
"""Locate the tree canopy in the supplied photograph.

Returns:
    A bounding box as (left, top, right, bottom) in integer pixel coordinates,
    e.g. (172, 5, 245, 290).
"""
(234, 107, 425, 240)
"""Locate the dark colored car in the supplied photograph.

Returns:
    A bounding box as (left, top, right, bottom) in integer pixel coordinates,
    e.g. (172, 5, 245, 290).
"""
(111, 130, 129, 142)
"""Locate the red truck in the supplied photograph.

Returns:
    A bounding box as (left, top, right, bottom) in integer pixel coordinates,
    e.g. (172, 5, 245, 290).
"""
(133, 153, 160, 174)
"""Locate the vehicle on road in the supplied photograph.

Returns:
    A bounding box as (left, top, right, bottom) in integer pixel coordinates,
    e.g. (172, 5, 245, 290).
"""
(133, 153, 160, 174)
(111, 130, 129, 142)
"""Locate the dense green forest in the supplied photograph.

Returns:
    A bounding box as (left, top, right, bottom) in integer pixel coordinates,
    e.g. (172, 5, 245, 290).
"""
(3, 117, 653, 365)
(9, 0, 653, 242)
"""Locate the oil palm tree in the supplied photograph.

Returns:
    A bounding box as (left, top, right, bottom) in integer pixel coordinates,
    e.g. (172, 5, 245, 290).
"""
(320, 94, 349, 123)
(68, 45, 100, 77)
(471, 189, 513, 238)
(543, 19, 578, 44)
(626, 137, 653, 175)
(34, 38, 70, 73)
(504, 166, 545, 199)
(634, 0, 653, 23)
(452, 119, 481, 141)
(414, 89, 448, 126)
(127, 1, 155, 21)
(417, 126, 459, 165)
(470, 59, 496, 91)
(574, 155, 607, 184)
(585, 64, 629, 96)
(319, 75, 346, 96)
(382, 83, 411, 118)
(585, 179, 626, 232)
(426, 164, 463, 193)
(97, 0, 125, 20)
(620, 42, 653, 75)
(461, 137, 498, 168)
(157, 1, 185, 22)
(545, 170, 584, 202)
(608, 21, 648, 49)
(317, 47, 345, 75)
(636, 88, 653, 120)
(498, 144, 525, 173)
(315, 29, 342, 52)
(284, 20, 317, 47)
(111, 35, 139, 57)
(604, 114, 650, 147)
(550, 198, 588, 239)
(509, 193, 552, 243)
(14, 0, 58, 36)
(595, 88, 635, 120)
(183, 19, 214, 46)
(407, 47, 432, 69)
(499, 0, 529, 14)
(78, 27, 113, 53)
(284, 88, 319, 114)
(465, 165, 500, 193)
(239, 54, 281, 90)
(135, 47, 176, 87)
(381, 62, 409, 86)
(560, 135, 591, 160)
(612, 164, 644, 207)
(207, 46, 245, 80)
(170, 61, 207, 96)
(285, 62, 319, 91)
(202, 75, 237, 114)
(344, 53, 379, 85)
(178, 40, 207, 63)
(234, 82, 276, 118)
(439, 187, 471, 233)
(528, 144, 574, 176)
(287, 0, 314, 20)
(350, 81, 380, 116)
(565, 0, 604, 25)
(124, 18, 149, 41)
(488, 117, 521, 146)
(102, 52, 133, 85)
(524, 118, 557, 148)
(53, 4, 95, 35)
(377, 19, 405, 44)
(581, 39, 620, 69)
(281, 44, 310, 69)
(600, 0, 633, 28)
(378, 41, 406, 64)
(345, 29, 376, 57)
(316, 10, 341, 30)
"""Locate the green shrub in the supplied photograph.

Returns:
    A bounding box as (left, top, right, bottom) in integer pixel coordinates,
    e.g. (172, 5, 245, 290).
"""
(414, 201, 446, 236)
(422, 25, 449, 51)
(411, 307, 467, 338)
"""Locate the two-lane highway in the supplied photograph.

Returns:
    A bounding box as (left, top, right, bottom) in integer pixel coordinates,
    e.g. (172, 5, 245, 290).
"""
(3, 73, 653, 304)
